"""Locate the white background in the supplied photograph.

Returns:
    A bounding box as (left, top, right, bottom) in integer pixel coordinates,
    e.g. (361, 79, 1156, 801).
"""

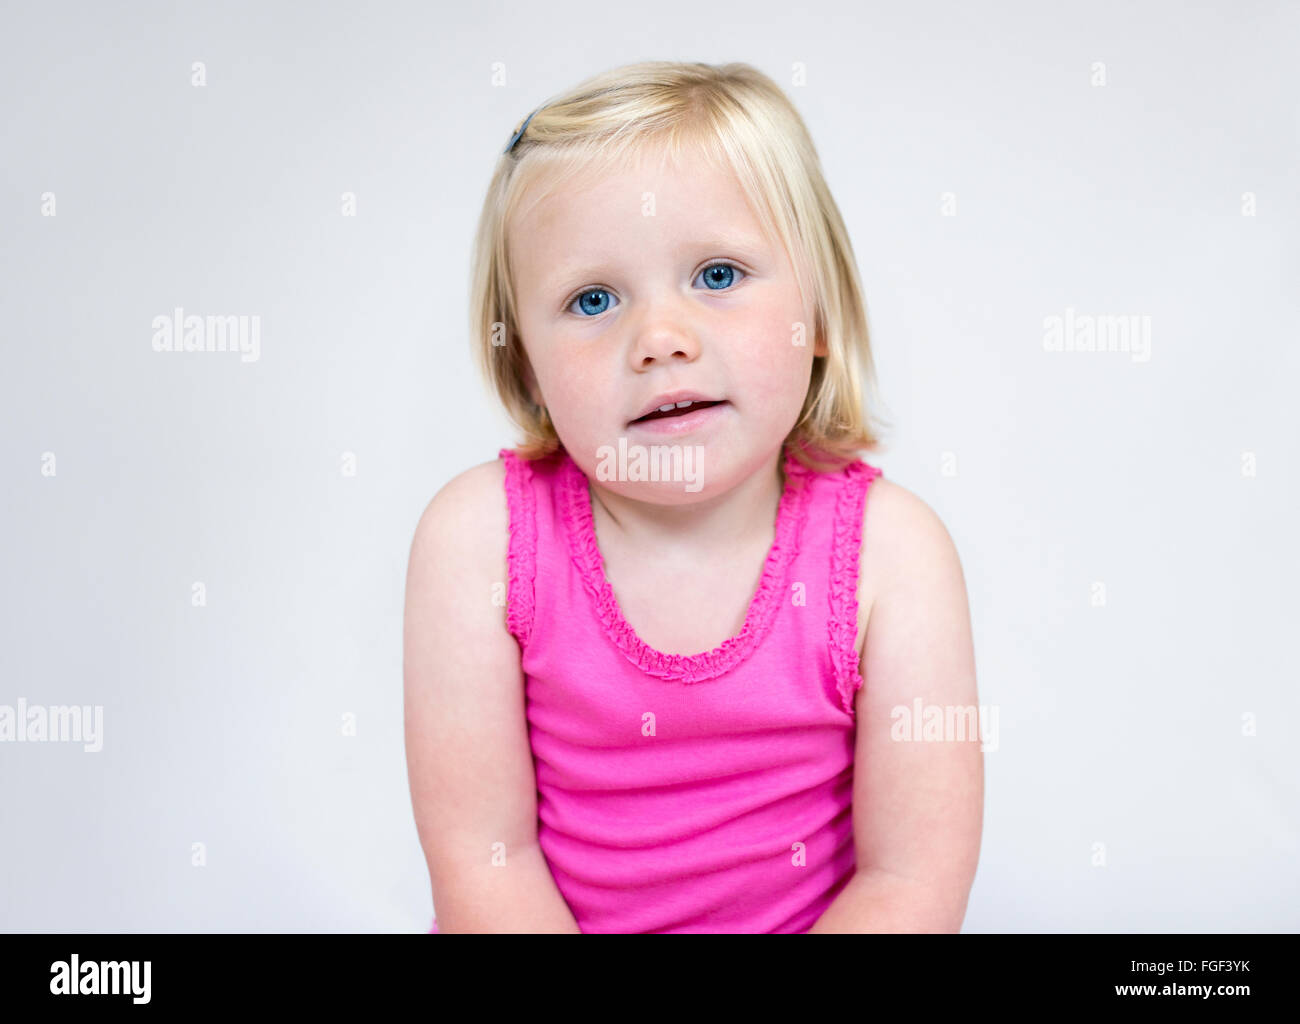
(2, 0, 1297, 931)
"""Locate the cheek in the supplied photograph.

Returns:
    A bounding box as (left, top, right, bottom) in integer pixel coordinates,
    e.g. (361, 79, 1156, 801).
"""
(533, 356, 606, 422)
(733, 302, 815, 402)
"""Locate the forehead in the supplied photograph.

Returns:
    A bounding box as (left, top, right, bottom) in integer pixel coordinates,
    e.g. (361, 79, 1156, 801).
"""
(508, 143, 770, 259)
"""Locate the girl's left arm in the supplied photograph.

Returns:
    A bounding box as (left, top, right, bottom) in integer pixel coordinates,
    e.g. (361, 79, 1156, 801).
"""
(808, 479, 983, 933)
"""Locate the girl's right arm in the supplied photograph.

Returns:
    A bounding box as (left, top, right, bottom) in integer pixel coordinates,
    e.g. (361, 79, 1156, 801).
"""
(403, 458, 581, 933)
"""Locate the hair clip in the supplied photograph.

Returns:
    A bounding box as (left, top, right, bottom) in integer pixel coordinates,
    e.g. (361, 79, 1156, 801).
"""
(504, 106, 541, 154)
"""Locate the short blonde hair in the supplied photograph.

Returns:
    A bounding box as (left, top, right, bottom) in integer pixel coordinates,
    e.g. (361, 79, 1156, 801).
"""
(469, 60, 890, 474)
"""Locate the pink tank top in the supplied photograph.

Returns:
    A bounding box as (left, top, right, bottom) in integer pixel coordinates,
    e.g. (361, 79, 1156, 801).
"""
(428, 443, 882, 934)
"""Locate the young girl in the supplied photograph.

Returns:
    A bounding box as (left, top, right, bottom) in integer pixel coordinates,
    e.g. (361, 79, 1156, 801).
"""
(404, 61, 982, 934)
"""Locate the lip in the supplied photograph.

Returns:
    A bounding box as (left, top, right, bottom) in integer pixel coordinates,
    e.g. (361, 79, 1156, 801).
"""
(627, 399, 730, 436)
(628, 389, 726, 425)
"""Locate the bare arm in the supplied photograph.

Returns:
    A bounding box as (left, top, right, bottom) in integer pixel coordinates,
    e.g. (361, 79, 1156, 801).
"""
(808, 479, 983, 933)
(403, 459, 581, 933)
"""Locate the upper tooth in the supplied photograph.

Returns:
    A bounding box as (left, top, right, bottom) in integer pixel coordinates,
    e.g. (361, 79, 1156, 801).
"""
(658, 404, 677, 412)
(675, 400, 694, 408)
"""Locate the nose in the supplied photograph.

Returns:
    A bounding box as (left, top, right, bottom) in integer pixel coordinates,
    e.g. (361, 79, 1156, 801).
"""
(626, 296, 702, 369)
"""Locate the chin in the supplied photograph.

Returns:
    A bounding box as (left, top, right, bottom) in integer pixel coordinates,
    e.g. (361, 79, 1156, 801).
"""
(586, 439, 711, 496)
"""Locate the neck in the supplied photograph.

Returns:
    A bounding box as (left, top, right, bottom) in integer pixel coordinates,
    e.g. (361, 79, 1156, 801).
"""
(585, 447, 787, 560)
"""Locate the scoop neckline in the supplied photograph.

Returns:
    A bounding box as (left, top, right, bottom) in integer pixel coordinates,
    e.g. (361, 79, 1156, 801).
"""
(557, 446, 813, 683)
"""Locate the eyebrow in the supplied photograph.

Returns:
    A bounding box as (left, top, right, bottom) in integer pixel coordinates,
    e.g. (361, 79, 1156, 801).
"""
(540, 236, 772, 293)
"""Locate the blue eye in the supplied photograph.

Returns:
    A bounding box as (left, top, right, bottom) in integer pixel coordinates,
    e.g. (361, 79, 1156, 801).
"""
(696, 262, 744, 290)
(565, 263, 745, 317)
(569, 289, 616, 317)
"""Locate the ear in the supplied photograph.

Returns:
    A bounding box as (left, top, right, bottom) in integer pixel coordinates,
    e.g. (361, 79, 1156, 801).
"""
(812, 314, 829, 358)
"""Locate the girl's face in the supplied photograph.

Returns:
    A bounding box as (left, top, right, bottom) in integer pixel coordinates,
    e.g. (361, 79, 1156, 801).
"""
(507, 144, 825, 499)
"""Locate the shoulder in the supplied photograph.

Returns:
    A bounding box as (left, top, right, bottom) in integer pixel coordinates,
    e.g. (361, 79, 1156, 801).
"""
(854, 473, 966, 656)
(860, 475, 958, 569)
(428, 456, 507, 515)
(407, 456, 509, 585)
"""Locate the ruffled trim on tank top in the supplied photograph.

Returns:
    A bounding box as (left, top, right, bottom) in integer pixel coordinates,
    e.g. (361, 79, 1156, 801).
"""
(828, 461, 884, 714)
(499, 447, 538, 648)
(558, 446, 815, 684)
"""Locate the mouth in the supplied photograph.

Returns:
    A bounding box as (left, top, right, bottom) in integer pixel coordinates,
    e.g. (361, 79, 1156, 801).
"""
(628, 399, 727, 426)
(627, 399, 729, 435)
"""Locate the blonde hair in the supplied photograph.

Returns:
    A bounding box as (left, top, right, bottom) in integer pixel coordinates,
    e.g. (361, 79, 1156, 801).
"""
(469, 60, 890, 474)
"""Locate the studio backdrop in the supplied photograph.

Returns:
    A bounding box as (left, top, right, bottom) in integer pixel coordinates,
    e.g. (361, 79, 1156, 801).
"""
(2, 0, 1296, 931)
